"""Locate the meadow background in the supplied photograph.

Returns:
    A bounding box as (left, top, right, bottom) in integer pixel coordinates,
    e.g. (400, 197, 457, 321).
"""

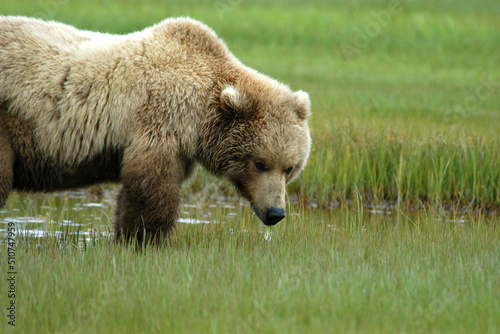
(1, 0, 499, 333)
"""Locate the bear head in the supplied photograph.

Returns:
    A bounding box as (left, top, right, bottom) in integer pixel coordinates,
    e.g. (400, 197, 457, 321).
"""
(200, 73, 311, 226)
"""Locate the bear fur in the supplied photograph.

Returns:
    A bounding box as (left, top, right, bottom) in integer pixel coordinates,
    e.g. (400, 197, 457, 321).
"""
(0, 16, 311, 243)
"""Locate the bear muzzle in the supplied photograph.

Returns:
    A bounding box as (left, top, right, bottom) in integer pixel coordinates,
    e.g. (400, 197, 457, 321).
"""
(264, 207, 286, 226)
(250, 203, 286, 226)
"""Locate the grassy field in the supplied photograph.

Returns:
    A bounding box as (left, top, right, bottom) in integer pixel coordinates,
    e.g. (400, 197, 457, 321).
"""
(1, 0, 499, 333)
(3, 207, 500, 334)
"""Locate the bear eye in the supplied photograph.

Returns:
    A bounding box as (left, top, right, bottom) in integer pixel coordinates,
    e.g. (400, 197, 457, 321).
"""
(255, 162, 267, 171)
(285, 167, 294, 175)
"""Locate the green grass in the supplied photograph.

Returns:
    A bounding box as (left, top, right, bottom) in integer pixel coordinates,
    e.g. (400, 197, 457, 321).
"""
(2, 208, 499, 334)
(296, 124, 500, 209)
(1, 1, 500, 333)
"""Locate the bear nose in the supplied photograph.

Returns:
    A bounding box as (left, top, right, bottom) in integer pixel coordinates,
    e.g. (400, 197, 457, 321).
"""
(265, 207, 286, 226)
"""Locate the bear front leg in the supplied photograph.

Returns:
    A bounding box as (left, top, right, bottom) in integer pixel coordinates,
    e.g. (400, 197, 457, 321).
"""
(114, 144, 185, 245)
(0, 124, 14, 208)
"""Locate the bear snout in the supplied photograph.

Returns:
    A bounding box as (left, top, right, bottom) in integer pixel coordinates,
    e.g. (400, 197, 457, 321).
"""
(264, 207, 286, 226)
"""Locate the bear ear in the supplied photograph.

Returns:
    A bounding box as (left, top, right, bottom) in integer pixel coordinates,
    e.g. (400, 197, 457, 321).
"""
(220, 86, 245, 119)
(293, 90, 311, 121)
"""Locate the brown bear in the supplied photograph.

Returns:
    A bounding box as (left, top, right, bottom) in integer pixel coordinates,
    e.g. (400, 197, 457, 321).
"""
(0, 16, 311, 243)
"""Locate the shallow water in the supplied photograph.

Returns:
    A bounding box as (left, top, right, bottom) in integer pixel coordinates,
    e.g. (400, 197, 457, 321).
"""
(0, 186, 493, 242)
(0, 187, 261, 241)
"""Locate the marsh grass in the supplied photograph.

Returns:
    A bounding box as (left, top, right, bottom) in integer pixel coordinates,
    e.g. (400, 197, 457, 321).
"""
(1, 208, 498, 333)
(292, 124, 500, 210)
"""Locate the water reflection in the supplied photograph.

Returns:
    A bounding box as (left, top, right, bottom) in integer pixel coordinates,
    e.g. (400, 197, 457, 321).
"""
(0, 187, 494, 242)
(0, 188, 252, 241)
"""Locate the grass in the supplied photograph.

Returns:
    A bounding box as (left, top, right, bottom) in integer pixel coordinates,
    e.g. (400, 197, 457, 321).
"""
(297, 124, 500, 209)
(1, 0, 500, 333)
(2, 208, 499, 333)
